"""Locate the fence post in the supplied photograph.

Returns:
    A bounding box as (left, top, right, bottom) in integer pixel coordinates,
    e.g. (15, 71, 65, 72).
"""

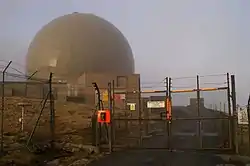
(108, 82, 113, 152)
(226, 73, 233, 150)
(0, 61, 12, 154)
(49, 72, 55, 148)
(196, 75, 202, 149)
(165, 77, 168, 133)
(112, 80, 115, 146)
(231, 74, 238, 154)
(247, 94, 250, 154)
(168, 77, 172, 150)
(92, 83, 101, 148)
(25, 70, 38, 97)
(138, 76, 142, 146)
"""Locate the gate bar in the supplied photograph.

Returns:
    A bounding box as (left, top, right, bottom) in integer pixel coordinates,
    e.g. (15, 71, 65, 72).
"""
(171, 87, 227, 93)
(113, 87, 227, 94)
(114, 117, 231, 121)
(101, 144, 231, 151)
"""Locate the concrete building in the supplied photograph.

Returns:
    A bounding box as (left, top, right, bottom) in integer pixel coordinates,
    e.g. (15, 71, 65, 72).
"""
(189, 98, 205, 107)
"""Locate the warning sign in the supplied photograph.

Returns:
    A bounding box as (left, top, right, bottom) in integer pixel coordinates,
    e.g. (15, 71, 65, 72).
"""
(97, 110, 111, 123)
(102, 90, 108, 102)
(127, 103, 136, 111)
(238, 106, 248, 125)
(166, 98, 172, 120)
(147, 101, 165, 108)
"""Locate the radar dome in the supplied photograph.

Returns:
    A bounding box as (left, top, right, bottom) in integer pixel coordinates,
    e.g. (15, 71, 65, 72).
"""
(26, 13, 135, 80)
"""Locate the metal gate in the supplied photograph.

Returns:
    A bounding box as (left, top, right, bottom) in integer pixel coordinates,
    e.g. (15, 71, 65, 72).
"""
(95, 73, 237, 153)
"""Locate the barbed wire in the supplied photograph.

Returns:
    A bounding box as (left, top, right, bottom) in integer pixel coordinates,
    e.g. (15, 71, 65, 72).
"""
(0, 60, 229, 89)
(172, 85, 196, 89)
(0, 59, 26, 69)
(0, 65, 26, 75)
(141, 85, 165, 89)
(201, 82, 227, 85)
(171, 73, 227, 80)
(0, 59, 46, 81)
(199, 73, 227, 78)
(141, 78, 166, 89)
(3, 71, 48, 83)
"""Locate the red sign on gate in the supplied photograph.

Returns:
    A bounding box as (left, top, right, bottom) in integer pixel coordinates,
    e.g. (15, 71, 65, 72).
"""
(166, 98, 172, 120)
(97, 110, 111, 123)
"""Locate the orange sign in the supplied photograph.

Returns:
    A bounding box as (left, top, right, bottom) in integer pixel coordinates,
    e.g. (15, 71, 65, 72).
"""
(166, 98, 172, 120)
(97, 110, 111, 123)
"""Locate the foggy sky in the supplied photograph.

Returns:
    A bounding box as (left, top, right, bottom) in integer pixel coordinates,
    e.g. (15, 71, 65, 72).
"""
(0, 0, 250, 105)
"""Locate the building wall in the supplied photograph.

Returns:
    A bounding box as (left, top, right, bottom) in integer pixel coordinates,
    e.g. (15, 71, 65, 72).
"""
(190, 98, 205, 107)
(79, 73, 140, 117)
(0, 73, 140, 114)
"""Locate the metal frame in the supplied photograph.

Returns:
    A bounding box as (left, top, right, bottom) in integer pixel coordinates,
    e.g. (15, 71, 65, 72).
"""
(102, 73, 236, 153)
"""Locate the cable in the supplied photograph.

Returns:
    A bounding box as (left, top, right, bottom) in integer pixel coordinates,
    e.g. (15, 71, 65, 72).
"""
(171, 76, 196, 80)
(201, 82, 227, 85)
(141, 85, 165, 89)
(199, 73, 227, 78)
(141, 78, 166, 90)
(171, 73, 227, 80)
(141, 78, 166, 85)
(171, 85, 196, 89)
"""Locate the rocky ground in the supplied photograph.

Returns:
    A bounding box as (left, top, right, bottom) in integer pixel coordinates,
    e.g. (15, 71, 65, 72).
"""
(0, 135, 104, 166)
(0, 124, 137, 166)
(0, 97, 132, 165)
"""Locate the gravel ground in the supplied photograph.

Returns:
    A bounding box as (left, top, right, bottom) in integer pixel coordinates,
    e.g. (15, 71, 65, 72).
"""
(88, 125, 228, 166)
(88, 107, 232, 166)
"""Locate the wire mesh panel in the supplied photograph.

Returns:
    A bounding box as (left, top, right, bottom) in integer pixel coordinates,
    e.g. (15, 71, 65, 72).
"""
(94, 74, 234, 152)
(199, 74, 230, 149)
(0, 71, 54, 152)
(111, 79, 170, 150)
(170, 76, 199, 149)
(169, 74, 232, 151)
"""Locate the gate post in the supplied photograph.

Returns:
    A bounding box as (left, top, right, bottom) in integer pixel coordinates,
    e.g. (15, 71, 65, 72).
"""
(231, 75, 238, 153)
(247, 94, 250, 154)
(165, 77, 168, 132)
(112, 80, 116, 144)
(108, 82, 113, 153)
(196, 75, 202, 149)
(92, 83, 101, 148)
(167, 77, 172, 150)
(138, 77, 143, 146)
(226, 73, 233, 150)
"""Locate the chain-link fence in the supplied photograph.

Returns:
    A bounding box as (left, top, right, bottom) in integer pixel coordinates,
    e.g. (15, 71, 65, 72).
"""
(170, 74, 233, 150)
(1, 71, 97, 154)
(0, 70, 237, 155)
(99, 74, 237, 153)
(1, 71, 54, 153)
(237, 100, 250, 155)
